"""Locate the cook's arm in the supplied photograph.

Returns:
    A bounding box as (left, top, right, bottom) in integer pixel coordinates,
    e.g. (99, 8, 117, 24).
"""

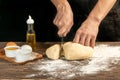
(87, 0, 117, 23)
(51, 0, 73, 37)
(51, 0, 68, 7)
(74, 0, 117, 47)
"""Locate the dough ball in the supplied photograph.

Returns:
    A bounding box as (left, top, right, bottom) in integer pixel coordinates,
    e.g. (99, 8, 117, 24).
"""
(46, 44, 60, 59)
(63, 42, 93, 60)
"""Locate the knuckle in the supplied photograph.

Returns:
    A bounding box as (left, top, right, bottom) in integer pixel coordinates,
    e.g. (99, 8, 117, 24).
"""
(91, 34, 96, 38)
(82, 31, 87, 35)
(85, 43, 89, 46)
(58, 22, 62, 26)
(53, 21, 57, 26)
(67, 22, 73, 28)
(66, 29, 70, 34)
(57, 32, 61, 37)
(79, 41, 84, 45)
(71, 21, 74, 26)
(76, 30, 81, 34)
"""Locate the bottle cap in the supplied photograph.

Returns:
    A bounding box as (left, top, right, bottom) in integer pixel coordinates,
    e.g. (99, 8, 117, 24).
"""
(26, 15, 34, 24)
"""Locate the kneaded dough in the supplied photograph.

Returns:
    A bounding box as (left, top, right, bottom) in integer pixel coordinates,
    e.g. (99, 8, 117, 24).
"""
(46, 44, 60, 59)
(63, 42, 93, 60)
(45, 42, 94, 60)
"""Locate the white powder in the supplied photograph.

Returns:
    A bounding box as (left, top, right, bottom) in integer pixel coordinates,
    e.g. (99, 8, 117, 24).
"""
(26, 74, 37, 78)
(30, 59, 78, 79)
(33, 60, 72, 72)
(80, 45, 120, 75)
(26, 44, 120, 79)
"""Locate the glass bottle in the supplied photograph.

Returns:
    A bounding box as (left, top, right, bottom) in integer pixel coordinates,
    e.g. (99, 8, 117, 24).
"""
(26, 15, 36, 51)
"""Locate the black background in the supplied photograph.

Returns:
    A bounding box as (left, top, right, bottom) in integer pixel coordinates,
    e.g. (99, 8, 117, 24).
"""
(0, 0, 120, 42)
(0, 0, 59, 42)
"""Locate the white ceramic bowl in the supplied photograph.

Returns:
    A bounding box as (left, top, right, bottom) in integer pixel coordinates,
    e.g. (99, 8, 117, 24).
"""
(15, 50, 31, 62)
(21, 45, 32, 54)
(4, 46, 20, 58)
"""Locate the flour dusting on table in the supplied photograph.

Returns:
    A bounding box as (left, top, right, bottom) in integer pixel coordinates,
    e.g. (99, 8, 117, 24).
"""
(80, 45, 120, 75)
(26, 44, 120, 79)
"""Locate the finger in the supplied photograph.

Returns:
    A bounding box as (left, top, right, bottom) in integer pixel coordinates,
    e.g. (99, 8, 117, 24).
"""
(54, 13, 63, 28)
(58, 27, 67, 37)
(79, 34, 86, 45)
(54, 18, 61, 29)
(90, 37, 96, 48)
(73, 32, 80, 43)
(84, 35, 91, 46)
(63, 25, 72, 36)
(53, 14, 58, 24)
(54, 11, 62, 22)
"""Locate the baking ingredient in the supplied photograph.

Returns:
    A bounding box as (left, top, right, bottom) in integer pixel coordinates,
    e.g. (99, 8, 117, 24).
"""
(6, 42, 17, 46)
(26, 15, 36, 51)
(26, 44, 120, 79)
(63, 42, 93, 60)
(4, 42, 20, 57)
(21, 45, 32, 54)
(15, 45, 33, 62)
(45, 42, 93, 60)
(6, 47, 19, 50)
(26, 33, 36, 51)
(4, 42, 35, 62)
(80, 44, 120, 75)
(4, 46, 20, 58)
(15, 49, 29, 62)
(46, 44, 60, 59)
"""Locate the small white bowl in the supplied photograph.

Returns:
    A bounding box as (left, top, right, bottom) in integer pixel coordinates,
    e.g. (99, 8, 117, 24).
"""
(21, 45, 32, 54)
(4, 46, 20, 58)
(15, 50, 31, 62)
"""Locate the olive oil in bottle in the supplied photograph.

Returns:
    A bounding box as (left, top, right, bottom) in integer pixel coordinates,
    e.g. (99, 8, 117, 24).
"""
(26, 15, 36, 51)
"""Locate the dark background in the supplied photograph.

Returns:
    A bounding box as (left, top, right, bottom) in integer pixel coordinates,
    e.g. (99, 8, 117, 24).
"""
(0, 0, 58, 42)
(0, 0, 120, 42)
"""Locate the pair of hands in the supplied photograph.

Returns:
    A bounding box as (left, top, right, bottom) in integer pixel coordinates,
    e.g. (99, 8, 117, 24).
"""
(53, 0, 99, 48)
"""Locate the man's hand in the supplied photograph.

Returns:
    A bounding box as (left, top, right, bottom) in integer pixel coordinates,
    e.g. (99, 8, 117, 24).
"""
(51, 0, 73, 37)
(73, 0, 116, 48)
(73, 18, 100, 48)
(51, 0, 116, 47)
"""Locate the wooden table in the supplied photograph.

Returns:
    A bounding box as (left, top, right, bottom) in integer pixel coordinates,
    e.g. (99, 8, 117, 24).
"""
(0, 42, 120, 80)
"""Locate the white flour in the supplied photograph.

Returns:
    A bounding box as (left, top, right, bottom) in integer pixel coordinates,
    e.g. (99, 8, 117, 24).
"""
(26, 44, 120, 79)
(80, 45, 120, 75)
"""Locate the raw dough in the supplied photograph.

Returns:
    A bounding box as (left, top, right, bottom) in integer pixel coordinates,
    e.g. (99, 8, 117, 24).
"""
(63, 42, 93, 60)
(46, 44, 60, 59)
(45, 42, 93, 60)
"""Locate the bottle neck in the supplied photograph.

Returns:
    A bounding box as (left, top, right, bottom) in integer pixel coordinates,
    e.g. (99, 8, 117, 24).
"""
(27, 24, 35, 33)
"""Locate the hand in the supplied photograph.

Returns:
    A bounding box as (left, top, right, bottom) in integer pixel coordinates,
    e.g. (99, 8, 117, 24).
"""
(53, 0, 73, 37)
(73, 18, 100, 48)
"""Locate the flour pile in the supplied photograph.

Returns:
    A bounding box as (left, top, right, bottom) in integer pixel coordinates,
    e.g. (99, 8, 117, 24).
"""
(26, 44, 120, 79)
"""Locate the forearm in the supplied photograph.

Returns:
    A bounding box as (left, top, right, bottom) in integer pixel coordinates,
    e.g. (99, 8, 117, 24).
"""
(51, 0, 68, 9)
(51, 0, 73, 37)
(87, 0, 117, 24)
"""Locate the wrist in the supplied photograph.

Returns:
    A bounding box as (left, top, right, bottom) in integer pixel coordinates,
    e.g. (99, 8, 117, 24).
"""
(84, 16, 101, 29)
(87, 15, 102, 26)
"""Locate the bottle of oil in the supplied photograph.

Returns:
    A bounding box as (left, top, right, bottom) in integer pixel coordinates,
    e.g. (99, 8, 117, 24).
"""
(26, 15, 36, 51)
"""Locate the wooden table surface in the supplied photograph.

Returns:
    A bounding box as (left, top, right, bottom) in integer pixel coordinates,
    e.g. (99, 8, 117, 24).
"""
(0, 42, 120, 80)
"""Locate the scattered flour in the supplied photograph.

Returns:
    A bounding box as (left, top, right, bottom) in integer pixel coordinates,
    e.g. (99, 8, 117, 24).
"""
(80, 45, 120, 75)
(26, 44, 120, 79)
(26, 74, 37, 78)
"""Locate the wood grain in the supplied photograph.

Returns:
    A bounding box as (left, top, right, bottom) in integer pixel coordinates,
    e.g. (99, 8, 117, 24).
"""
(0, 42, 120, 80)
